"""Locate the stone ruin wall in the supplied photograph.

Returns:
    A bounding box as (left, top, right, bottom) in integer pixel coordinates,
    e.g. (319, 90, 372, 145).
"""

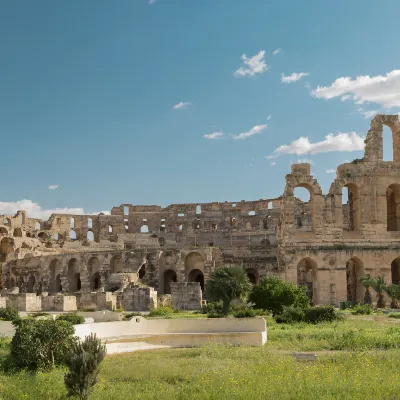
(1, 114, 400, 309)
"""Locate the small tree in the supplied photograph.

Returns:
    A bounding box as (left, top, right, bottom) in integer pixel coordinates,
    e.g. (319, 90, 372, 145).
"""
(206, 266, 252, 315)
(64, 334, 106, 399)
(359, 274, 374, 305)
(249, 276, 310, 315)
(371, 276, 386, 308)
(10, 318, 76, 371)
(385, 284, 400, 309)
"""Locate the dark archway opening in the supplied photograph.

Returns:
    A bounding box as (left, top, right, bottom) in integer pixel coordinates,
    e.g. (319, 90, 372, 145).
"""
(91, 272, 100, 291)
(188, 269, 205, 292)
(391, 258, 400, 284)
(164, 269, 177, 295)
(27, 276, 36, 293)
(138, 264, 146, 279)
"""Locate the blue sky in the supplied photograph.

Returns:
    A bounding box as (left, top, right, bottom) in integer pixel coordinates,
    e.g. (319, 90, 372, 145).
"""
(1, 0, 400, 219)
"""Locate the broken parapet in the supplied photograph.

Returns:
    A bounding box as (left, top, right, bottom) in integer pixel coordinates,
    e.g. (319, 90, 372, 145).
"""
(122, 284, 157, 311)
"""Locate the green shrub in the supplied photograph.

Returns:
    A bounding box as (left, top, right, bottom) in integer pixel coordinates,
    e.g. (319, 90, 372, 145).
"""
(64, 333, 106, 400)
(200, 302, 224, 314)
(274, 305, 306, 323)
(207, 313, 225, 318)
(388, 313, 400, 319)
(249, 277, 310, 315)
(148, 306, 174, 317)
(28, 311, 51, 318)
(233, 307, 257, 318)
(56, 313, 85, 325)
(10, 318, 76, 371)
(351, 304, 374, 315)
(0, 306, 20, 322)
(305, 305, 340, 324)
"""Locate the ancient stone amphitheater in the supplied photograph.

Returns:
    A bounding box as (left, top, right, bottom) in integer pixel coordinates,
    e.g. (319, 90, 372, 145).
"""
(1, 114, 400, 310)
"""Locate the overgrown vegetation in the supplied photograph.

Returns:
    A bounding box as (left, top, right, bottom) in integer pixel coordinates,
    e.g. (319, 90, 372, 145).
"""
(56, 313, 85, 325)
(148, 306, 175, 317)
(0, 306, 20, 322)
(64, 334, 106, 400)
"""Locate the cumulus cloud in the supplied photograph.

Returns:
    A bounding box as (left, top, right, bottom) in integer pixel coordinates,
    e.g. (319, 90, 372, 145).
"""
(173, 102, 191, 110)
(271, 131, 365, 156)
(204, 132, 224, 140)
(48, 185, 59, 190)
(272, 48, 281, 56)
(234, 50, 268, 78)
(312, 70, 400, 108)
(326, 169, 336, 174)
(281, 72, 310, 83)
(297, 158, 314, 165)
(233, 124, 267, 140)
(0, 199, 110, 221)
(356, 107, 378, 119)
(270, 162, 276, 166)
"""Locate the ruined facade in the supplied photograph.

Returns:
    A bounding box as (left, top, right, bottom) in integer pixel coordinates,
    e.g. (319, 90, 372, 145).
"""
(2, 114, 400, 307)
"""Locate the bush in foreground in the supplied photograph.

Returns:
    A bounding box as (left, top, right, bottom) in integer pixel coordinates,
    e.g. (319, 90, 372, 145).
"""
(10, 318, 76, 371)
(249, 277, 310, 315)
(56, 312, 85, 325)
(274, 305, 306, 323)
(305, 305, 341, 324)
(0, 306, 20, 322)
(351, 304, 373, 315)
(64, 333, 106, 400)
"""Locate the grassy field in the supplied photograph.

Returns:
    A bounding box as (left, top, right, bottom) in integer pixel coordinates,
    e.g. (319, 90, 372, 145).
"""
(1, 316, 400, 399)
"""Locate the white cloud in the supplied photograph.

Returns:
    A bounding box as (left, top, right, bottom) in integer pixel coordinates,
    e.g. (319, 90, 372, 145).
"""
(233, 124, 267, 140)
(265, 154, 278, 160)
(204, 132, 224, 140)
(172, 102, 191, 110)
(356, 107, 378, 119)
(48, 185, 59, 190)
(272, 48, 281, 56)
(234, 50, 268, 78)
(272, 131, 365, 155)
(281, 72, 310, 83)
(312, 70, 400, 108)
(270, 162, 276, 166)
(267, 114, 272, 120)
(326, 169, 336, 174)
(0, 199, 110, 221)
(149, 0, 157, 3)
(297, 158, 314, 165)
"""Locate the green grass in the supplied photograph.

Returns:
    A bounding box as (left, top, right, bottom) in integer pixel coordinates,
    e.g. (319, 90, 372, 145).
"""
(1, 316, 400, 399)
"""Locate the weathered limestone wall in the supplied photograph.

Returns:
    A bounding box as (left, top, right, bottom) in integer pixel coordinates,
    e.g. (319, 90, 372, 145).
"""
(171, 282, 202, 310)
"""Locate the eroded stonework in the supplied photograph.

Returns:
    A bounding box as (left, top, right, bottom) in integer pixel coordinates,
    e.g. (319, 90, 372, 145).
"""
(2, 115, 400, 307)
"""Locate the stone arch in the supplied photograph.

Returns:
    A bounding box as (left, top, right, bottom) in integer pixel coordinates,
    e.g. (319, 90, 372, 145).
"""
(49, 258, 62, 293)
(87, 230, 94, 241)
(188, 269, 204, 292)
(346, 257, 365, 302)
(110, 255, 123, 274)
(70, 229, 77, 240)
(297, 257, 317, 304)
(140, 225, 149, 233)
(90, 272, 101, 291)
(35, 221, 41, 230)
(342, 183, 361, 231)
(246, 268, 259, 284)
(68, 258, 80, 292)
(27, 275, 36, 293)
(3, 218, 11, 226)
(184, 252, 205, 276)
(0, 227, 8, 236)
(13, 228, 22, 237)
(88, 256, 101, 290)
(364, 114, 400, 163)
(391, 257, 400, 284)
(38, 232, 48, 241)
(163, 269, 177, 295)
(138, 264, 146, 279)
(386, 184, 400, 231)
(0, 237, 14, 262)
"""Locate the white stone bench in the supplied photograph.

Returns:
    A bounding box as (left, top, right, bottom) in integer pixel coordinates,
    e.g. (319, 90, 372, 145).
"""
(74, 317, 267, 353)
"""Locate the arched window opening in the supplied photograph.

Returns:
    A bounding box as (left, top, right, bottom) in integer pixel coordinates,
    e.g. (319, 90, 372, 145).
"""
(53, 233, 59, 240)
(383, 124, 393, 161)
(13, 228, 22, 237)
(246, 268, 259, 285)
(188, 269, 205, 292)
(75, 273, 81, 291)
(0, 227, 7, 236)
(346, 258, 365, 302)
(194, 219, 201, 230)
(138, 264, 146, 279)
(248, 210, 256, 216)
(297, 258, 317, 304)
(140, 225, 149, 233)
(160, 224, 166, 232)
(391, 257, 400, 284)
(125, 225, 129, 232)
(49, 259, 62, 293)
(38, 232, 48, 241)
(19, 213, 25, 225)
(231, 217, 236, 226)
(69, 230, 77, 240)
(124, 206, 129, 215)
(108, 225, 113, 233)
(263, 216, 271, 230)
(70, 218, 75, 229)
(87, 218, 93, 229)
(196, 205, 201, 215)
(177, 224, 183, 232)
(342, 184, 361, 231)
(90, 272, 101, 291)
(387, 184, 400, 231)
(3, 218, 10, 226)
(35, 221, 41, 230)
(68, 258, 80, 292)
(293, 186, 313, 232)
(212, 223, 217, 231)
(268, 202, 273, 210)
(27, 276, 36, 293)
(87, 231, 94, 241)
(163, 269, 177, 294)
(110, 256, 123, 274)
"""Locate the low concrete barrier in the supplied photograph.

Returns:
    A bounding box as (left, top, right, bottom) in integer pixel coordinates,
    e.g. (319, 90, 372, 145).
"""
(74, 317, 267, 353)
